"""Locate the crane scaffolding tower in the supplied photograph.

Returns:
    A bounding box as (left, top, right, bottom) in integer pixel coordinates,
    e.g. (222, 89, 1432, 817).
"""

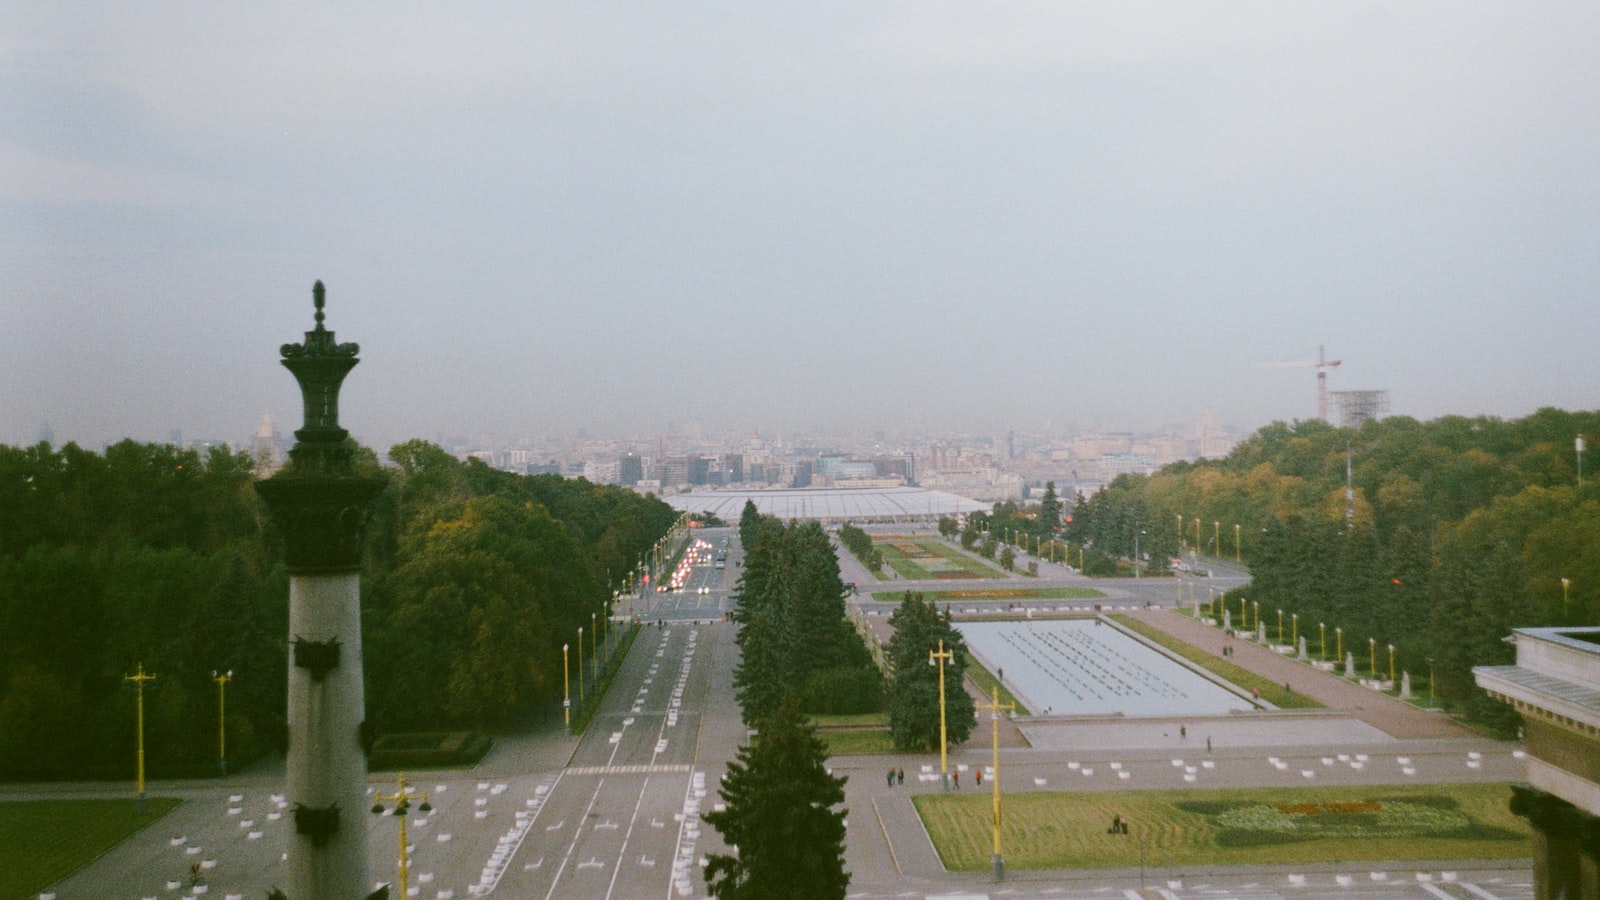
(1255, 345, 1342, 422)
(1331, 390, 1391, 429)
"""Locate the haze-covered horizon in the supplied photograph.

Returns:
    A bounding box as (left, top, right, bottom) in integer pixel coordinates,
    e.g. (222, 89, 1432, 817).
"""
(5, 4, 1597, 452)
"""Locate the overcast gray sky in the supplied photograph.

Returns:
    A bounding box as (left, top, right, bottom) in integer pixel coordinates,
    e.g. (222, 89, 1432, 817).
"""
(4, 3, 1597, 451)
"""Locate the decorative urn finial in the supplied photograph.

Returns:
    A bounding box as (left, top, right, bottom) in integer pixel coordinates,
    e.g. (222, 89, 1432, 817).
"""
(256, 281, 386, 574)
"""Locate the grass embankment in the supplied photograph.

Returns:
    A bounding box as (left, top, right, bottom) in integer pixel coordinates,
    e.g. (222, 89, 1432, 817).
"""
(1111, 615, 1324, 710)
(0, 798, 182, 900)
(877, 541, 1004, 581)
(810, 712, 897, 755)
(915, 783, 1527, 871)
(963, 656, 1031, 716)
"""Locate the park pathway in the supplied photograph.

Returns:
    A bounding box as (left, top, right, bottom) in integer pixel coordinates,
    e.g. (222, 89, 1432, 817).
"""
(1120, 607, 1477, 740)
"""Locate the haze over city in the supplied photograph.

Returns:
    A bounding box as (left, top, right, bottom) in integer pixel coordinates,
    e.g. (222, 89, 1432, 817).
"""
(4, 4, 1597, 452)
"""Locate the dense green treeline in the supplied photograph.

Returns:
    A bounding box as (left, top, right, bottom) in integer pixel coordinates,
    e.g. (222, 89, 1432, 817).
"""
(365, 439, 677, 730)
(715, 504, 856, 897)
(1076, 408, 1600, 730)
(0, 439, 676, 781)
(730, 511, 882, 725)
(835, 523, 882, 573)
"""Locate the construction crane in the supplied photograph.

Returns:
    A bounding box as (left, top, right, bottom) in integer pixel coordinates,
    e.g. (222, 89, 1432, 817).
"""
(1256, 346, 1341, 422)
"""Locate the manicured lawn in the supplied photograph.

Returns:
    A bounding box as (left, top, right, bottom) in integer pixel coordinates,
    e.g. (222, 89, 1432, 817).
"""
(810, 712, 897, 755)
(0, 797, 182, 900)
(915, 783, 1528, 871)
(809, 712, 888, 728)
(877, 541, 1004, 581)
(820, 728, 897, 755)
(881, 587, 1104, 601)
(1111, 615, 1324, 710)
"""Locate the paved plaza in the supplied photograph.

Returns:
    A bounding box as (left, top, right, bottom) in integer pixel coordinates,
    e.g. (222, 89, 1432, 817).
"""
(958, 618, 1253, 717)
(7, 530, 1531, 900)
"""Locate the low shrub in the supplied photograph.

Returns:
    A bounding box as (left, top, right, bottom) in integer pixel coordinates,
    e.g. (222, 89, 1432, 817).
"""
(368, 731, 491, 770)
(802, 666, 883, 715)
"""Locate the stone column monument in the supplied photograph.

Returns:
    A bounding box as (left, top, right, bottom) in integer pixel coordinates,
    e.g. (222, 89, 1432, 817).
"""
(257, 283, 387, 900)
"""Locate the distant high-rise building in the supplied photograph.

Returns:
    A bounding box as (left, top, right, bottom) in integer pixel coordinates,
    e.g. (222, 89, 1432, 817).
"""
(722, 453, 744, 483)
(688, 456, 712, 485)
(618, 450, 644, 486)
(791, 460, 814, 488)
(1196, 412, 1234, 459)
(879, 453, 916, 485)
(251, 412, 282, 474)
(664, 455, 690, 487)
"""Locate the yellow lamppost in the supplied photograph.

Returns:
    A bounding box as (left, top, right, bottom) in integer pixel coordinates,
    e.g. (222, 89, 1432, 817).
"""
(1213, 521, 1220, 559)
(212, 669, 233, 776)
(591, 612, 599, 680)
(1336, 627, 1343, 665)
(929, 639, 954, 791)
(371, 774, 431, 899)
(1175, 513, 1183, 550)
(1193, 518, 1202, 553)
(1276, 609, 1284, 644)
(1562, 577, 1571, 617)
(1291, 614, 1299, 649)
(977, 686, 1015, 881)
(577, 627, 585, 705)
(562, 643, 571, 727)
(1427, 657, 1435, 705)
(1234, 524, 1241, 561)
(1318, 624, 1326, 661)
(1252, 601, 1259, 634)
(1388, 644, 1396, 686)
(1369, 638, 1377, 679)
(1239, 596, 1247, 630)
(124, 663, 157, 815)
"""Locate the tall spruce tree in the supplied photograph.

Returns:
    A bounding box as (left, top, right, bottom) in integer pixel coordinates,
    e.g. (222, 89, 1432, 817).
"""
(1038, 481, 1063, 533)
(704, 698, 849, 900)
(885, 593, 976, 750)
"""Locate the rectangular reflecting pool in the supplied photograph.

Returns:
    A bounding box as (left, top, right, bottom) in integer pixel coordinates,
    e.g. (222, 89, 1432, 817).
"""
(958, 618, 1253, 717)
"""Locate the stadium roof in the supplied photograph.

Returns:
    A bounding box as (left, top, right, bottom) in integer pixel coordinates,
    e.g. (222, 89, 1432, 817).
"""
(665, 486, 987, 523)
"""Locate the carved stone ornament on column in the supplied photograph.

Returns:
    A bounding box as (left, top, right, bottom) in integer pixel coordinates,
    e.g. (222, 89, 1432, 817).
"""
(292, 636, 342, 681)
(292, 802, 341, 848)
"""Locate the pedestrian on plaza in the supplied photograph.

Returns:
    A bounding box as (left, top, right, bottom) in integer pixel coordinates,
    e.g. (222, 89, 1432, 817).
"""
(1206, 736, 1212, 753)
(897, 767, 904, 785)
(1180, 725, 1187, 739)
(887, 767, 896, 788)
(952, 770, 959, 789)
(975, 769, 983, 786)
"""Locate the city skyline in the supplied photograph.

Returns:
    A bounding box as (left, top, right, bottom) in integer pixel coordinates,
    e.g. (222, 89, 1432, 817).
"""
(5, 4, 1597, 450)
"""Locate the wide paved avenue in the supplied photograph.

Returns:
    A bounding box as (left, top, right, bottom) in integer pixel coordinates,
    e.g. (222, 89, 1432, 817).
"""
(493, 618, 744, 899)
(20, 523, 1534, 900)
